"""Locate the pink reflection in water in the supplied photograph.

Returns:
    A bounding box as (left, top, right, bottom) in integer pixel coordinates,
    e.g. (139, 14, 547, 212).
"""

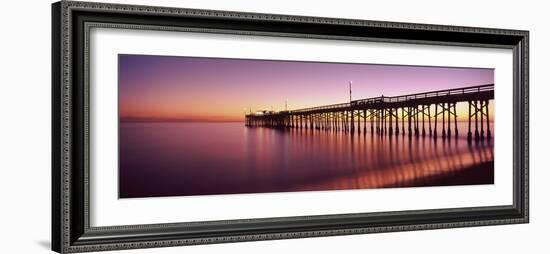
(119, 122, 493, 198)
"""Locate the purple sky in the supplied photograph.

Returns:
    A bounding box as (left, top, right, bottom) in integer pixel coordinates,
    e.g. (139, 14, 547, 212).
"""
(119, 54, 494, 122)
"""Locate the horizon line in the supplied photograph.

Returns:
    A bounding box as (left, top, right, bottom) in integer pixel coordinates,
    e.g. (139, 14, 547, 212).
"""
(120, 117, 245, 123)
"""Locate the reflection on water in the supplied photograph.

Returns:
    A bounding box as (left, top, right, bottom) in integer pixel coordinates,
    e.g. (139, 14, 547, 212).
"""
(119, 122, 493, 198)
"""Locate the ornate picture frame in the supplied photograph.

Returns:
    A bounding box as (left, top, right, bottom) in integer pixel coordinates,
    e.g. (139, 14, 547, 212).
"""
(52, 1, 529, 253)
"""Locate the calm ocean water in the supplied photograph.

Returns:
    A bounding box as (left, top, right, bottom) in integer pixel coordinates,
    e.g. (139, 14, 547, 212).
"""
(119, 122, 494, 198)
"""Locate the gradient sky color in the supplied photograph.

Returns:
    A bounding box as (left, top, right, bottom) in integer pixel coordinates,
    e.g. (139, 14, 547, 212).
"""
(119, 54, 494, 122)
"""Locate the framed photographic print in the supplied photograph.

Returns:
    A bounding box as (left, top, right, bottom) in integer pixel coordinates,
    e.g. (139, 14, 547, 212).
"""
(52, 1, 529, 253)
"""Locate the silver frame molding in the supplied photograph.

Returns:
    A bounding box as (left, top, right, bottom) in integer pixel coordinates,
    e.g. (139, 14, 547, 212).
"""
(52, 1, 529, 253)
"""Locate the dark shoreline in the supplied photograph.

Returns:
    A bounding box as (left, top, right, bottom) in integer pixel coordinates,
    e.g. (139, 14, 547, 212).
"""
(386, 161, 494, 188)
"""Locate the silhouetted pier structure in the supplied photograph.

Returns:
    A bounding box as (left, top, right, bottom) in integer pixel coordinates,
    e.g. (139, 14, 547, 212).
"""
(245, 84, 493, 143)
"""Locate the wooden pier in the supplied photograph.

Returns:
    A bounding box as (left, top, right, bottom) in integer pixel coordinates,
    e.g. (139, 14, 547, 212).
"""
(245, 84, 494, 143)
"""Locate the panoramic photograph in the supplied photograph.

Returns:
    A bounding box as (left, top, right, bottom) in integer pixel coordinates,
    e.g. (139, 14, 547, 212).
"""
(118, 54, 494, 199)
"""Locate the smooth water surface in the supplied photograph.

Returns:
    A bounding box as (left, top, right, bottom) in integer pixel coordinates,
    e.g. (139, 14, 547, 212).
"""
(119, 122, 493, 198)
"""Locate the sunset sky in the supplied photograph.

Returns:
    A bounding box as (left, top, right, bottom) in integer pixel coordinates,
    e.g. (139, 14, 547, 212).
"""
(119, 54, 494, 122)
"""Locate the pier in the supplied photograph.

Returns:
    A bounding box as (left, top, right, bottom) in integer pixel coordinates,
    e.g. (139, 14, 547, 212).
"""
(245, 84, 493, 143)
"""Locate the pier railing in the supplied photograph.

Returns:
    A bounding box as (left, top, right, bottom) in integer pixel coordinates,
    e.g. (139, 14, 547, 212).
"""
(250, 84, 494, 116)
(358, 84, 494, 104)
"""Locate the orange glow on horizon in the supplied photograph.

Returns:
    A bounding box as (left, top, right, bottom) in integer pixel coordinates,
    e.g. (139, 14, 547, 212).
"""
(120, 100, 494, 122)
